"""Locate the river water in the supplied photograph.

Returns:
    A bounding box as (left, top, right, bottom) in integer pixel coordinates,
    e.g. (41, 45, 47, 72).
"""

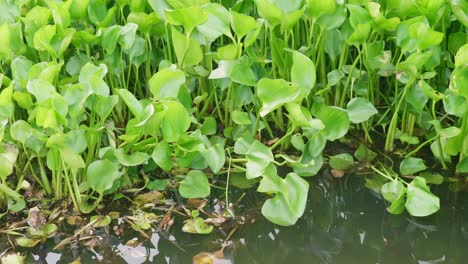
(9, 172, 468, 264)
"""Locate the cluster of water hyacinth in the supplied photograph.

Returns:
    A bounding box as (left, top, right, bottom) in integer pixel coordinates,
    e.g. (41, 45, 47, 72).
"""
(0, 0, 467, 232)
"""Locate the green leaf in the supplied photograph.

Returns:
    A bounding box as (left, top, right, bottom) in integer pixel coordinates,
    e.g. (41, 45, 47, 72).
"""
(118, 23, 138, 50)
(293, 154, 323, 177)
(0, 22, 10, 59)
(114, 149, 149, 166)
(171, 28, 203, 67)
(86, 159, 121, 194)
(33, 25, 56, 57)
(381, 180, 406, 214)
(280, 9, 303, 33)
(316, 4, 347, 30)
(0, 156, 13, 181)
(347, 22, 372, 45)
(419, 172, 444, 185)
(451, 0, 468, 28)
(26, 79, 56, 103)
(247, 142, 274, 179)
(450, 66, 468, 100)
(182, 217, 213, 234)
(234, 137, 274, 179)
(286, 103, 324, 129)
(323, 29, 343, 61)
(366, 2, 400, 32)
(232, 110, 251, 125)
(16, 237, 41, 248)
(257, 78, 302, 117)
(443, 93, 467, 118)
(346, 97, 378, 123)
(10, 120, 33, 144)
(315, 106, 350, 141)
(454, 44, 468, 68)
(166, 7, 208, 34)
(291, 51, 316, 96)
(200, 137, 226, 173)
(61, 148, 85, 170)
(197, 3, 231, 41)
(79, 63, 109, 96)
(66, 54, 89, 76)
(95, 95, 118, 120)
(329, 153, 354, 171)
(115, 89, 143, 117)
(217, 44, 239, 60)
(400, 157, 427, 175)
(260, 173, 309, 226)
(100, 26, 121, 54)
(152, 141, 173, 171)
(305, 0, 336, 19)
(448, 32, 467, 56)
(354, 144, 377, 162)
(127, 12, 160, 35)
(147, 179, 170, 191)
(347, 4, 371, 28)
(253, 0, 283, 28)
(179, 170, 210, 198)
(404, 83, 428, 114)
(381, 180, 405, 202)
(418, 80, 445, 102)
(149, 68, 185, 100)
(230, 10, 256, 39)
(456, 157, 468, 173)
(201, 116, 216, 135)
(405, 176, 440, 217)
(160, 101, 191, 142)
(408, 22, 444, 51)
(46, 0, 71, 28)
(231, 63, 257, 86)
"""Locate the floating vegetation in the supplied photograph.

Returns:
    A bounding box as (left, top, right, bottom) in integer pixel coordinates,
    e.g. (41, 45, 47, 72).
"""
(0, 0, 467, 252)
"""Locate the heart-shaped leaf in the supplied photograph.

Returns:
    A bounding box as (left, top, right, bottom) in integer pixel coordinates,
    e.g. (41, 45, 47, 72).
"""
(179, 170, 210, 198)
(149, 68, 185, 100)
(257, 78, 301, 117)
(346, 97, 378, 123)
(260, 172, 309, 226)
(405, 176, 440, 217)
(400, 157, 427, 175)
(329, 153, 354, 171)
(86, 159, 121, 194)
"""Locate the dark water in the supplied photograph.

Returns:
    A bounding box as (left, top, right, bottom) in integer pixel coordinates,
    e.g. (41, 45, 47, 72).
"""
(8, 173, 468, 264)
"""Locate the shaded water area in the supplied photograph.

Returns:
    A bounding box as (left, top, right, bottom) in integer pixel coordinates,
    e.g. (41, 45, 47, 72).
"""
(5, 172, 468, 264)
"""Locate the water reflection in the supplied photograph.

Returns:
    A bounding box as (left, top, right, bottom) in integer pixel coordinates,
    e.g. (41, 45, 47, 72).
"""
(19, 173, 468, 263)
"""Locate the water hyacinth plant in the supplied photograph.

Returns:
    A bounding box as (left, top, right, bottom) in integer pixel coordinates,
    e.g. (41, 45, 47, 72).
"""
(0, 0, 466, 231)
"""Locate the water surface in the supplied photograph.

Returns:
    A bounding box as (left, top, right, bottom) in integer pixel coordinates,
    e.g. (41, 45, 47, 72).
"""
(9, 173, 468, 264)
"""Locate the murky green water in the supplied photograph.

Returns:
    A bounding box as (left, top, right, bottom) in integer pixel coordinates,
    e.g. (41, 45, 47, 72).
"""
(9, 173, 468, 263)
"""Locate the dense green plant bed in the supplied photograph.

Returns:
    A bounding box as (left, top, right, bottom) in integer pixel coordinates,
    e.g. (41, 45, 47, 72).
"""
(0, 0, 467, 239)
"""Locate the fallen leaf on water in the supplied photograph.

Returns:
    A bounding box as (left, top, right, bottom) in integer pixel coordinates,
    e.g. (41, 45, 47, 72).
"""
(27, 207, 46, 229)
(186, 198, 208, 209)
(69, 258, 81, 264)
(204, 216, 227, 226)
(331, 169, 345, 178)
(134, 191, 164, 207)
(182, 218, 213, 234)
(193, 247, 225, 264)
(125, 238, 141, 247)
(158, 211, 174, 231)
(16, 237, 41, 248)
(266, 138, 279, 146)
(67, 215, 83, 226)
(0, 252, 25, 264)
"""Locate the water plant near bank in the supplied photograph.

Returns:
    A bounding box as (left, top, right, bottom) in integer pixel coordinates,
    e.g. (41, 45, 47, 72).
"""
(0, 0, 467, 245)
